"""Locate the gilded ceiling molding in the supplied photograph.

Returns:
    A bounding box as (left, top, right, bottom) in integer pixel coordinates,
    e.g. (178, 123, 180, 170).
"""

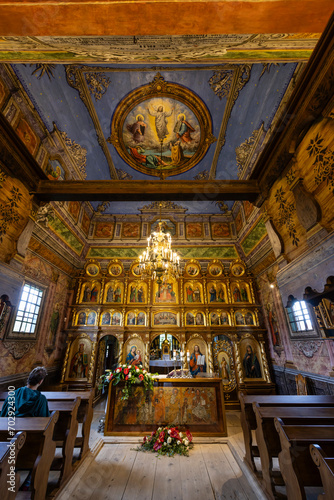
(30, 64, 56, 80)
(84, 72, 111, 101)
(65, 65, 118, 179)
(209, 65, 252, 179)
(59, 131, 87, 180)
(236, 124, 265, 179)
(193, 170, 209, 180)
(139, 201, 187, 213)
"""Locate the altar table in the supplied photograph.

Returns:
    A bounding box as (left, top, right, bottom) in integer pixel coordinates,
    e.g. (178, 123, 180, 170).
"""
(105, 377, 226, 436)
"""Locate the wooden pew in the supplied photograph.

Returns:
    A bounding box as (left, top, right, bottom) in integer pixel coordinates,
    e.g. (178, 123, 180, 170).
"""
(239, 393, 334, 472)
(253, 404, 334, 500)
(0, 411, 59, 500)
(42, 391, 93, 461)
(0, 431, 26, 500)
(274, 418, 334, 500)
(310, 444, 334, 500)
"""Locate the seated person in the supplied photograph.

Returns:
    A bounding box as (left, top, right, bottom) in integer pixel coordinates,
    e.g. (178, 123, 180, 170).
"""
(1, 366, 50, 418)
(0, 366, 50, 491)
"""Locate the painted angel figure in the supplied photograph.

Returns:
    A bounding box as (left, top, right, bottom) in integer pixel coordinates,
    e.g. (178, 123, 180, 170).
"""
(147, 105, 173, 141)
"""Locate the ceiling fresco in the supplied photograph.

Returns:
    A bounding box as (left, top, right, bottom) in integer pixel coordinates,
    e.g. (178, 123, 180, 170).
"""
(12, 61, 300, 213)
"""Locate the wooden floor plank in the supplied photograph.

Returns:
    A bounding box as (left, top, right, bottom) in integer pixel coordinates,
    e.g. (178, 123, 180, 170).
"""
(201, 444, 250, 500)
(152, 453, 182, 500)
(122, 447, 158, 500)
(179, 448, 215, 500)
(220, 444, 258, 500)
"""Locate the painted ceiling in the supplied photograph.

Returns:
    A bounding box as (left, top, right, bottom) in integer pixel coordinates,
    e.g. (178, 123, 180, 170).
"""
(12, 61, 299, 213)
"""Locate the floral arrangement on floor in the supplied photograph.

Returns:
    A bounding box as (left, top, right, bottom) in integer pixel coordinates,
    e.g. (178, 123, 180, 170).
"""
(137, 426, 194, 457)
(100, 364, 158, 400)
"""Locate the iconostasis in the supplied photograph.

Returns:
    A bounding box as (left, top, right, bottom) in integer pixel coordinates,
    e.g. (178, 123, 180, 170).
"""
(61, 258, 274, 407)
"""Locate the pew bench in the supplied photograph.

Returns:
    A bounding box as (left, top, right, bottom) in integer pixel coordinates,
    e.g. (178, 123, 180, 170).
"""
(253, 404, 334, 500)
(274, 418, 334, 500)
(310, 444, 334, 500)
(0, 431, 26, 500)
(0, 412, 59, 500)
(239, 393, 334, 472)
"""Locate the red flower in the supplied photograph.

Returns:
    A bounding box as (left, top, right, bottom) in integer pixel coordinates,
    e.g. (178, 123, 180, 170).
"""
(153, 441, 162, 451)
(170, 428, 180, 440)
(123, 368, 129, 375)
(158, 431, 165, 442)
(143, 436, 147, 443)
(185, 430, 193, 443)
(138, 374, 144, 381)
(108, 374, 113, 381)
(125, 375, 129, 380)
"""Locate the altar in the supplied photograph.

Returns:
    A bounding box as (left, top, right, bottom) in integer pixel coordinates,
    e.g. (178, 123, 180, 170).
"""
(105, 377, 226, 436)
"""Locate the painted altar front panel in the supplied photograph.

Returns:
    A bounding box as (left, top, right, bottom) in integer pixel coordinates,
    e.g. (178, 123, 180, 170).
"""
(105, 378, 226, 436)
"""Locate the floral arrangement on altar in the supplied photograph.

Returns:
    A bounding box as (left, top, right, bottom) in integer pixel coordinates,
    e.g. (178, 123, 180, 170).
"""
(137, 426, 194, 457)
(100, 364, 158, 400)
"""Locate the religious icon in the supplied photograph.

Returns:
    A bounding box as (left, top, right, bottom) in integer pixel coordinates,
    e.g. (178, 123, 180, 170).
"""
(82, 284, 91, 303)
(185, 283, 202, 303)
(137, 312, 146, 326)
(108, 262, 122, 277)
(69, 342, 89, 378)
(89, 286, 99, 303)
(126, 345, 142, 366)
(233, 286, 242, 302)
(112, 312, 121, 326)
(245, 311, 254, 325)
(208, 262, 223, 277)
(77, 312, 86, 325)
(155, 282, 176, 303)
(86, 264, 99, 276)
(208, 283, 225, 303)
(48, 304, 60, 346)
(231, 261, 245, 277)
(210, 312, 220, 325)
(127, 114, 146, 143)
(129, 284, 145, 303)
(240, 285, 249, 302)
(106, 283, 122, 303)
(186, 312, 195, 326)
(235, 311, 245, 325)
(189, 344, 206, 376)
(153, 311, 178, 326)
(242, 344, 262, 378)
(101, 312, 111, 325)
(218, 352, 230, 381)
(127, 312, 136, 326)
(220, 312, 229, 325)
(87, 311, 96, 326)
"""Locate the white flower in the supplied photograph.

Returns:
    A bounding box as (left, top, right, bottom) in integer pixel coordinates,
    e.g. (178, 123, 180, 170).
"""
(158, 427, 162, 432)
(143, 370, 146, 374)
(179, 432, 183, 438)
(164, 442, 167, 446)
(167, 437, 172, 444)
(168, 430, 171, 435)
(128, 373, 132, 378)
(184, 439, 189, 446)
(122, 364, 126, 368)
(128, 365, 132, 369)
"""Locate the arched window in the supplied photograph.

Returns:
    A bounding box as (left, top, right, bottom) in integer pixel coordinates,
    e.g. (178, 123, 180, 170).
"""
(286, 299, 313, 333)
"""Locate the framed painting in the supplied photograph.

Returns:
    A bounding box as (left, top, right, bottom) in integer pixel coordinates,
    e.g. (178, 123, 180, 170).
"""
(108, 73, 215, 178)
(184, 260, 200, 277)
(122, 223, 140, 239)
(207, 260, 223, 277)
(212, 336, 237, 392)
(211, 222, 230, 239)
(207, 282, 227, 304)
(130, 261, 142, 277)
(128, 281, 147, 304)
(104, 281, 123, 304)
(154, 281, 178, 304)
(100, 311, 112, 326)
(152, 311, 179, 327)
(185, 337, 208, 376)
(108, 260, 123, 277)
(230, 260, 246, 277)
(185, 311, 206, 326)
(123, 337, 145, 365)
(151, 218, 176, 236)
(210, 310, 231, 326)
(64, 336, 92, 381)
(184, 282, 203, 304)
(94, 222, 114, 239)
(80, 281, 101, 303)
(186, 223, 203, 238)
(231, 282, 250, 303)
(85, 260, 100, 277)
(238, 337, 264, 381)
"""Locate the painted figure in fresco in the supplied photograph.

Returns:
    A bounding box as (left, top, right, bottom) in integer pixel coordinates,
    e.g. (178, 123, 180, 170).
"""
(186, 312, 195, 326)
(156, 283, 175, 302)
(147, 105, 173, 141)
(137, 312, 146, 326)
(210, 266, 221, 276)
(267, 303, 280, 346)
(233, 286, 242, 302)
(243, 345, 261, 378)
(127, 114, 146, 143)
(129, 146, 167, 169)
(90, 286, 99, 302)
(127, 312, 136, 325)
(211, 313, 219, 325)
(170, 140, 184, 165)
(77, 312, 86, 325)
(87, 312, 96, 325)
(173, 114, 195, 143)
(187, 266, 198, 276)
(112, 312, 121, 326)
(195, 312, 204, 326)
(49, 304, 60, 345)
(193, 286, 201, 302)
(153, 388, 166, 424)
(126, 345, 142, 366)
(137, 287, 144, 303)
(102, 312, 111, 325)
(83, 285, 91, 302)
(191, 389, 209, 422)
(87, 265, 98, 276)
(106, 287, 114, 302)
(114, 286, 122, 303)
(235, 312, 245, 325)
(217, 285, 225, 302)
(219, 356, 230, 380)
(240, 286, 248, 302)
(189, 344, 206, 376)
(209, 285, 217, 302)
(69, 343, 89, 378)
(245, 312, 254, 325)
(168, 388, 181, 424)
(221, 312, 229, 325)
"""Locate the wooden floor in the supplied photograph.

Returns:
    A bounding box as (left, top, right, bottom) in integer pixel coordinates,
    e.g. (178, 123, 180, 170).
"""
(58, 442, 258, 500)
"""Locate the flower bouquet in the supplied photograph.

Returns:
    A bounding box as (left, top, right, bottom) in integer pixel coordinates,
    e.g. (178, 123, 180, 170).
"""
(100, 364, 158, 400)
(137, 426, 194, 457)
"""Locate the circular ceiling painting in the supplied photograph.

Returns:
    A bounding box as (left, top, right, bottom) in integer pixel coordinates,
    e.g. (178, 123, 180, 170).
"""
(108, 73, 216, 177)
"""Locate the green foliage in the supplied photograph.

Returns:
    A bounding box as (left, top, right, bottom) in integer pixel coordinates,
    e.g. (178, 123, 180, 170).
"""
(100, 364, 158, 400)
(135, 426, 194, 457)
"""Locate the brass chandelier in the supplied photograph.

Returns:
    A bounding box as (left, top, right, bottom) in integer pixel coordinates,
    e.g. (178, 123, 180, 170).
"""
(139, 204, 181, 284)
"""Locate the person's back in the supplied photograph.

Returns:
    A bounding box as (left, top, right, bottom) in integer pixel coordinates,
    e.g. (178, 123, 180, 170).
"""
(0, 366, 50, 418)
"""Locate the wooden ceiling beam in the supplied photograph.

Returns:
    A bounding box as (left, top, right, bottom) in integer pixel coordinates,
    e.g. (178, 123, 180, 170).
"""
(33, 179, 260, 202)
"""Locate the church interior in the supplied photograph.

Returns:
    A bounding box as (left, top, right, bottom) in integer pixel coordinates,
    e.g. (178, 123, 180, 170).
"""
(0, 1, 334, 499)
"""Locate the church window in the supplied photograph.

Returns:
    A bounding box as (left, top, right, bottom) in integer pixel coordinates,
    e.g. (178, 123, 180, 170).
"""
(12, 283, 44, 334)
(286, 300, 313, 333)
